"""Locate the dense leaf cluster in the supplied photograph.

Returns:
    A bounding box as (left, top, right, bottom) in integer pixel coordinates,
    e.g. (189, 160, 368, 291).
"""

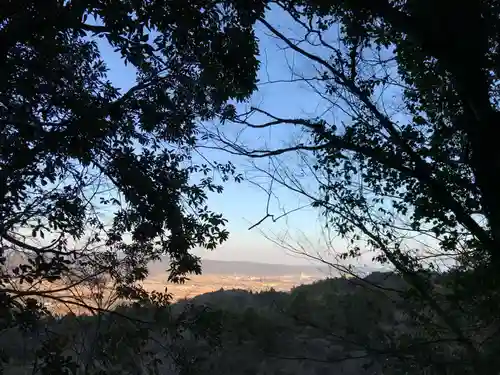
(0, 0, 264, 325)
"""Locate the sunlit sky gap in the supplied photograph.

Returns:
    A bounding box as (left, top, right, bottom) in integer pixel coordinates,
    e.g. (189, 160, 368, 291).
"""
(87, 6, 445, 269)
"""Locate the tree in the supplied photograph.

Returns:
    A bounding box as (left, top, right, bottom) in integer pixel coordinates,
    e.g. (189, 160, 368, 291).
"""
(202, 0, 500, 373)
(0, 0, 265, 329)
(4, 0, 500, 373)
(1, 1, 269, 372)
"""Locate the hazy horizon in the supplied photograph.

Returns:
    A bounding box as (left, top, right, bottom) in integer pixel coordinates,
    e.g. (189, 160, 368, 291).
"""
(149, 258, 331, 278)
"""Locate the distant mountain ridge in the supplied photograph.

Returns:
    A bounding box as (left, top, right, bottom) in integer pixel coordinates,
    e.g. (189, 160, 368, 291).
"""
(2, 252, 329, 277)
(149, 259, 330, 277)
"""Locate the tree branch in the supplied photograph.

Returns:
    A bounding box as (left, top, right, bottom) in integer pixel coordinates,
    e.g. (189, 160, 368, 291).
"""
(257, 16, 495, 258)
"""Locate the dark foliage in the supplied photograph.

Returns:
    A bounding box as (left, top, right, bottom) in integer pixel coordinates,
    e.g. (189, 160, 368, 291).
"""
(0, 0, 266, 316)
(3, 0, 500, 374)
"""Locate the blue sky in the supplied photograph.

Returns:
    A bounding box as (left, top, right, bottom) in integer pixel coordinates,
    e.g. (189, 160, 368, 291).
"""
(96, 8, 359, 266)
(91, 7, 443, 272)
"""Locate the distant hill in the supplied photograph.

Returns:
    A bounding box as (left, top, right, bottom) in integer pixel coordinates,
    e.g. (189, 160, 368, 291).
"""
(148, 258, 330, 277)
(2, 251, 330, 278)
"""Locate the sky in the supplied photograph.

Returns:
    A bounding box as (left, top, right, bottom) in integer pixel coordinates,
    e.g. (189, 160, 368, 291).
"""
(94, 7, 373, 266)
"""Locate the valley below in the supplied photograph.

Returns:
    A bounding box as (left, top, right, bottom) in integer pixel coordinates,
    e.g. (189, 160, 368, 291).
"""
(148, 259, 328, 301)
(32, 260, 329, 315)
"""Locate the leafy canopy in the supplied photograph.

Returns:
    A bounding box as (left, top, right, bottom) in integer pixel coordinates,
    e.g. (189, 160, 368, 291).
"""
(0, 0, 265, 314)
